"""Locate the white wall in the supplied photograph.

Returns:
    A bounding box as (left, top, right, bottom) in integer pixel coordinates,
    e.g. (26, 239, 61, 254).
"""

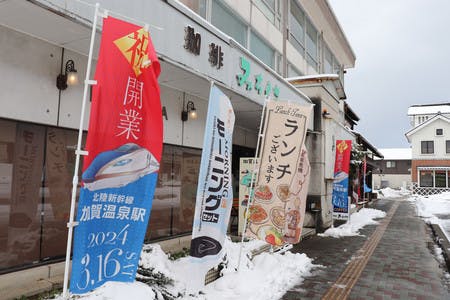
(410, 118, 450, 159)
(0, 25, 258, 150)
(373, 174, 411, 190)
(0, 25, 60, 126)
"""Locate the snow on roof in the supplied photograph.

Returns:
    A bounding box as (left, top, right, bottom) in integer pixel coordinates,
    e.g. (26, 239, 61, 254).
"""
(286, 74, 340, 82)
(408, 103, 450, 115)
(405, 114, 450, 142)
(376, 148, 411, 160)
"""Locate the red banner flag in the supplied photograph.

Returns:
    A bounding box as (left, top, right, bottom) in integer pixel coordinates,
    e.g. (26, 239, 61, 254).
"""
(70, 17, 163, 294)
(85, 17, 162, 164)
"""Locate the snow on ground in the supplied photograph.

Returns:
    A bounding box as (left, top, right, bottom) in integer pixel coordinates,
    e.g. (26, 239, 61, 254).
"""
(411, 192, 450, 240)
(411, 192, 450, 285)
(318, 208, 386, 238)
(376, 187, 410, 199)
(55, 238, 316, 300)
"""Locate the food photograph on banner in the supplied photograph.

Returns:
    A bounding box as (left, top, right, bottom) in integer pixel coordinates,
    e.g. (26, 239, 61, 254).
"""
(245, 101, 312, 247)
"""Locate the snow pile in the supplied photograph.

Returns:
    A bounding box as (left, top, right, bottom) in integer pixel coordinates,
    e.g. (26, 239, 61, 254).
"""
(412, 192, 450, 239)
(57, 238, 316, 300)
(318, 208, 386, 238)
(57, 281, 156, 300)
(377, 187, 410, 199)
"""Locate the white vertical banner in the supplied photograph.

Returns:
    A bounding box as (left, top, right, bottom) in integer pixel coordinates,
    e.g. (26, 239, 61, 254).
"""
(245, 100, 312, 246)
(190, 84, 235, 288)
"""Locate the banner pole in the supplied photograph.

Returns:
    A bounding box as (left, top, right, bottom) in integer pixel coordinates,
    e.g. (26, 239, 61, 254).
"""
(62, 3, 100, 298)
(237, 98, 268, 272)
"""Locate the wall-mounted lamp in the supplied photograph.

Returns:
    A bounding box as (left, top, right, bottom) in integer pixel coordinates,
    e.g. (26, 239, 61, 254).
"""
(181, 100, 197, 121)
(56, 60, 78, 90)
(322, 109, 331, 119)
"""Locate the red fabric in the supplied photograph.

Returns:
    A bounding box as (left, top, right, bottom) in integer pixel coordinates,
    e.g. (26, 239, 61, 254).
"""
(84, 17, 162, 171)
(334, 140, 352, 174)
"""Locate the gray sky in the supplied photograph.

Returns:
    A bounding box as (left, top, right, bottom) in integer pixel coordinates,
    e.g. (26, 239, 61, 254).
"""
(328, 0, 450, 148)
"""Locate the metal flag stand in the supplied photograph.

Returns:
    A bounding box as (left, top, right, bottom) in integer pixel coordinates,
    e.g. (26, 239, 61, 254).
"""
(62, 3, 101, 298)
(236, 97, 270, 272)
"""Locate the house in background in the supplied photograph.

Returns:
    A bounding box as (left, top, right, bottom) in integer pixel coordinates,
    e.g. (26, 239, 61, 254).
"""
(406, 103, 450, 195)
(373, 148, 411, 190)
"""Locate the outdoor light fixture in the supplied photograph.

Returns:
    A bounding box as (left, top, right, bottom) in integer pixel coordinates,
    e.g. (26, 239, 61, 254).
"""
(56, 60, 78, 90)
(181, 100, 197, 121)
(322, 109, 331, 119)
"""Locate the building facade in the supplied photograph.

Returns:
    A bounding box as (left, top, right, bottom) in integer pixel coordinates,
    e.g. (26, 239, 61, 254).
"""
(406, 104, 450, 195)
(0, 0, 358, 291)
(373, 148, 411, 190)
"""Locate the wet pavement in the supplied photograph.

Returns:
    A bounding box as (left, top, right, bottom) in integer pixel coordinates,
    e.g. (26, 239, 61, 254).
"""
(282, 198, 450, 300)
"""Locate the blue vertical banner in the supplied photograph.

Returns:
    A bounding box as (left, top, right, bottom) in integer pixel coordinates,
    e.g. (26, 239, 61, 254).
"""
(70, 17, 163, 294)
(332, 140, 352, 220)
(190, 84, 235, 288)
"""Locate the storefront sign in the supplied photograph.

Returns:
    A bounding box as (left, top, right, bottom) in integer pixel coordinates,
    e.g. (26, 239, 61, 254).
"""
(332, 140, 352, 220)
(70, 17, 163, 294)
(208, 43, 224, 69)
(190, 84, 235, 288)
(246, 101, 311, 246)
(236, 57, 280, 98)
(184, 25, 201, 55)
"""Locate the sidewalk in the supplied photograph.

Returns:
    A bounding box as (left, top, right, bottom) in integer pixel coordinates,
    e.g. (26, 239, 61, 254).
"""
(283, 198, 450, 300)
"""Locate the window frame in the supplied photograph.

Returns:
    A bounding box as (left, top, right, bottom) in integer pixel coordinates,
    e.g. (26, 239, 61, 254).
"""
(386, 161, 396, 168)
(254, 0, 281, 29)
(421, 140, 434, 154)
(436, 128, 443, 136)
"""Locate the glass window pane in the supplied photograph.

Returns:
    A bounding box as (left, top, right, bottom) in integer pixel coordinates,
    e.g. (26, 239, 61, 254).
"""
(435, 171, 446, 187)
(0, 120, 45, 270)
(255, 0, 276, 24)
(288, 63, 302, 77)
(41, 128, 85, 259)
(324, 45, 333, 74)
(447, 172, 450, 187)
(145, 145, 201, 240)
(146, 145, 174, 240)
(289, 1, 305, 52)
(446, 140, 450, 153)
(419, 170, 433, 187)
(174, 147, 201, 233)
(305, 19, 317, 63)
(178, 0, 207, 18)
(250, 32, 275, 68)
(212, 0, 248, 47)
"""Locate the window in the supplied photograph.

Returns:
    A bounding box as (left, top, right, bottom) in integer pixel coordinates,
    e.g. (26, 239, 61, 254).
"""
(0, 118, 87, 271)
(145, 144, 201, 241)
(447, 140, 450, 153)
(178, 0, 207, 18)
(435, 170, 447, 187)
(250, 31, 275, 68)
(419, 170, 433, 187)
(386, 161, 396, 168)
(254, 0, 281, 28)
(211, 0, 248, 47)
(289, 1, 305, 53)
(305, 19, 318, 70)
(324, 45, 333, 74)
(421, 141, 434, 154)
(436, 128, 443, 136)
(288, 63, 303, 77)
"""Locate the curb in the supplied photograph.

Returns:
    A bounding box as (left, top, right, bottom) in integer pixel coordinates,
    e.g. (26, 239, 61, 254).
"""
(430, 223, 450, 271)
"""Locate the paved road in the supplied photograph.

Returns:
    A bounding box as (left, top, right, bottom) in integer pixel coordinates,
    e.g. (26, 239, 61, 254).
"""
(282, 198, 450, 300)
